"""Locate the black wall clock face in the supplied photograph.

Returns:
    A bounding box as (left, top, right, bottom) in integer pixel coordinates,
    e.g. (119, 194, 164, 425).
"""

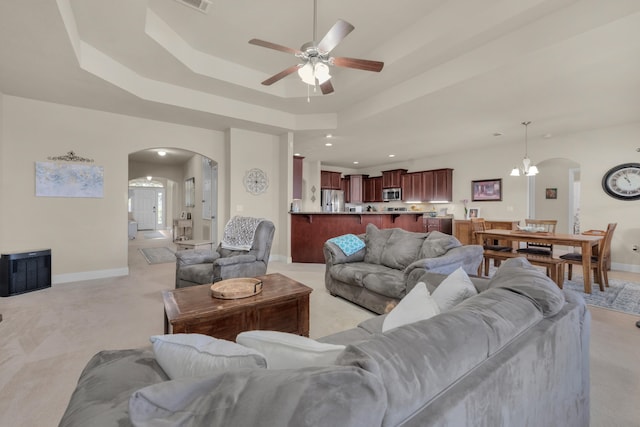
(602, 163, 640, 200)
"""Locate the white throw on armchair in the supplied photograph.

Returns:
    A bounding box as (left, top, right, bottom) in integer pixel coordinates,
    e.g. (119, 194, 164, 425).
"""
(175, 218, 275, 288)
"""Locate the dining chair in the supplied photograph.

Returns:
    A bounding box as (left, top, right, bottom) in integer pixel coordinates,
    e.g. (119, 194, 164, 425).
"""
(559, 223, 617, 292)
(471, 218, 512, 276)
(516, 219, 557, 256)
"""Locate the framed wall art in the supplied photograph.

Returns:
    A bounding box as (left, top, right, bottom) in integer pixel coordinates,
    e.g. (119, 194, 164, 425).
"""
(545, 188, 558, 199)
(467, 208, 480, 219)
(472, 178, 502, 201)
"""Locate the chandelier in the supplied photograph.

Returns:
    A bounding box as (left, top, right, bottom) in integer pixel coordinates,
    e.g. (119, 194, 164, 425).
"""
(510, 121, 539, 176)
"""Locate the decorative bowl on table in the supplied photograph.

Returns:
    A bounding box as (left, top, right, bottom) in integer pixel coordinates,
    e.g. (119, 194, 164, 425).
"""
(210, 278, 263, 299)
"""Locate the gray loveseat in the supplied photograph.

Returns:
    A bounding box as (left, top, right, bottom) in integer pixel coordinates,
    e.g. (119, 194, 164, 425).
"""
(325, 223, 484, 314)
(59, 258, 589, 427)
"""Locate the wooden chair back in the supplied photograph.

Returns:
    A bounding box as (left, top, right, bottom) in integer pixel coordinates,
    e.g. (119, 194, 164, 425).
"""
(470, 218, 487, 244)
(519, 219, 558, 255)
(597, 223, 617, 279)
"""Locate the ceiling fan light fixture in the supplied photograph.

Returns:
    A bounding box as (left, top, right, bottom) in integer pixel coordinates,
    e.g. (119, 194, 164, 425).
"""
(297, 63, 315, 85)
(314, 62, 331, 84)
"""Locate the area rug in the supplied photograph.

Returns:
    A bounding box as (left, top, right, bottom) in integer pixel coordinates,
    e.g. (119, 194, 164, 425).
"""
(140, 247, 175, 264)
(143, 231, 165, 239)
(487, 265, 640, 315)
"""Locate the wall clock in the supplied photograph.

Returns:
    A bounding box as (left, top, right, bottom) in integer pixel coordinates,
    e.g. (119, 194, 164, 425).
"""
(243, 168, 269, 195)
(602, 163, 640, 200)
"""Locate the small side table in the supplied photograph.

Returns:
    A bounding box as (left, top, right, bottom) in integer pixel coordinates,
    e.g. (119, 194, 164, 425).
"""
(175, 240, 213, 251)
(173, 219, 193, 241)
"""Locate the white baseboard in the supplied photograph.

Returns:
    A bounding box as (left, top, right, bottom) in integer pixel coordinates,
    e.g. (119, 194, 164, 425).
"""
(53, 267, 129, 284)
(611, 262, 640, 274)
(269, 254, 288, 263)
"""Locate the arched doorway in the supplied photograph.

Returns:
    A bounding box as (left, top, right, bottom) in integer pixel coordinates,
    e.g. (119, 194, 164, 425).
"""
(128, 148, 218, 259)
(529, 158, 580, 235)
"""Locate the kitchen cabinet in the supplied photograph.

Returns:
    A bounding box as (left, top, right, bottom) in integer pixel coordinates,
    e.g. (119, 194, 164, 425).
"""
(401, 172, 424, 201)
(346, 174, 366, 204)
(433, 169, 453, 201)
(293, 156, 304, 200)
(382, 169, 407, 188)
(321, 170, 341, 189)
(425, 217, 453, 234)
(363, 177, 383, 202)
(341, 177, 350, 202)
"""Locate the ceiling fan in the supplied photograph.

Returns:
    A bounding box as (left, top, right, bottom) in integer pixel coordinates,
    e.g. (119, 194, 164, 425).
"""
(248, 0, 384, 95)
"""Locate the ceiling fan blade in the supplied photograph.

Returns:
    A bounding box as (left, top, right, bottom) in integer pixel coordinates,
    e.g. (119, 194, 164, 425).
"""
(332, 57, 384, 72)
(317, 19, 354, 53)
(249, 39, 302, 56)
(320, 80, 334, 95)
(261, 64, 301, 86)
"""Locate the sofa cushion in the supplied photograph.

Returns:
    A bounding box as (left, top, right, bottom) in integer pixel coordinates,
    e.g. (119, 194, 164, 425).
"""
(129, 366, 387, 427)
(382, 282, 440, 332)
(361, 266, 409, 299)
(431, 267, 478, 311)
(380, 228, 426, 270)
(150, 334, 266, 379)
(328, 234, 366, 256)
(418, 231, 462, 259)
(488, 257, 565, 317)
(58, 349, 168, 427)
(364, 223, 394, 264)
(236, 331, 346, 369)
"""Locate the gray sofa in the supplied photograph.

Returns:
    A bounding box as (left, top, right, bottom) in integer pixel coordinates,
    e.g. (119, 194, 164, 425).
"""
(175, 220, 275, 288)
(59, 258, 590, 427)
(325, 223, 484, 314)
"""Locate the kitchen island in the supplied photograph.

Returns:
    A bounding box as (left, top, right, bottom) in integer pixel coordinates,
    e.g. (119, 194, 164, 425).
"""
(290, 212, 452, 263)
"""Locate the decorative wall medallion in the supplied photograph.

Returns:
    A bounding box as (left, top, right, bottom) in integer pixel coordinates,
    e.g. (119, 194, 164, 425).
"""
(243, 168, 269, 195)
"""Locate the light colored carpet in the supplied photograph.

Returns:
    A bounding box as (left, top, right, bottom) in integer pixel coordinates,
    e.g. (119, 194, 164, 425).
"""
(143, 231, 165, 239)
(0, 250, 638, 426)
(140, 247, 175, 264)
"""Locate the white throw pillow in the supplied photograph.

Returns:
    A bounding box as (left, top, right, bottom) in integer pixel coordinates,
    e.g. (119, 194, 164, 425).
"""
(236, 331, 346, 369)
(150, 334, 266, 380)
(432, 267, 478, 311)
(382, 282, 440, 332)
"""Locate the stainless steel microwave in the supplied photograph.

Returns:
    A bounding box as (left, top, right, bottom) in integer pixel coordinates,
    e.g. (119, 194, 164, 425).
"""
(382, 188, 402, 201)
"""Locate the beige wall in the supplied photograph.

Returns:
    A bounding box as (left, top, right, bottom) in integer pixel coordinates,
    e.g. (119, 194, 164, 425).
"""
(0, 95, 287, 282)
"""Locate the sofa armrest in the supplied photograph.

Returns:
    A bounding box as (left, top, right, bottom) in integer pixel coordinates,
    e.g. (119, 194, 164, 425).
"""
(323, 241, 366, 266)
(214, 254, 257, 267)
(175, 249, 220, 266)
(405, 245, 484, 276)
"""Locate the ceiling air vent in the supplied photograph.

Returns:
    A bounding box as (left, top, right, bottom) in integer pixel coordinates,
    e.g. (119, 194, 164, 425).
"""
(174, 0, 211, 14)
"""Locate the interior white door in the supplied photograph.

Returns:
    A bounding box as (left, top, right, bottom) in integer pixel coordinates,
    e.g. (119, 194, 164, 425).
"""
(132, 188, 157, 230)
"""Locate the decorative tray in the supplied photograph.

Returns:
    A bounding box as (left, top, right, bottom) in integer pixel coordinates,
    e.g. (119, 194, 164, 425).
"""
(210, 278, 263, 300)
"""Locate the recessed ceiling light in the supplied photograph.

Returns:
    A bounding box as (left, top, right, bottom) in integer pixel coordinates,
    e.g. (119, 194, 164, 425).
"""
(542, 133, 552, 139)
(157, 150, 167, 156)
(146, 176, 152, 181)
(294, 153, 300, 156)
(325, 133, 333, 138)
(325, 142, 333, 147)
(388, 154, 395, 158)
(353, 161, 359, 164)
(493, 132, 503, 137)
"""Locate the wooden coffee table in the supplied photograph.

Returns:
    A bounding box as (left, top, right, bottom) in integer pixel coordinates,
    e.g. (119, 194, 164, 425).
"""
(162, 273, 312, 341)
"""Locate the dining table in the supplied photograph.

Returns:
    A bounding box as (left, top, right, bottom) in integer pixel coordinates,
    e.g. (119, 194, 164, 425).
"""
(476, 229, 604, 293)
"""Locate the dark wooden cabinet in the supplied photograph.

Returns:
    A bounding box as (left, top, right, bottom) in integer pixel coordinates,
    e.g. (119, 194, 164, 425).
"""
(293, 156, 304, 199)
(425, 217, 453, 234)
(346, 174, 366, 203)
(341, 177, 351, 202)
(363, 176, 383, 202)
(382, 169, 407, 188)
(401, 172, 424, 201)
(433, 169, 453, 202)
(321, 170, 342, 189)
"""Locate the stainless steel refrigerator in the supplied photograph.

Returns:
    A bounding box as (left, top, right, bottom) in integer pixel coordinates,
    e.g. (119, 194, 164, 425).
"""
(321, 189, 345, 212)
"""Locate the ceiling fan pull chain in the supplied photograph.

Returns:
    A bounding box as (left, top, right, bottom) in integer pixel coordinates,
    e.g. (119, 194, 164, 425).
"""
(307, 85, 311, 103)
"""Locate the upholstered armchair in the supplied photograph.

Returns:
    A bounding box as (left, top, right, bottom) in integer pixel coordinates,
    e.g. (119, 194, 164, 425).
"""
(175, 219, 275, 288)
